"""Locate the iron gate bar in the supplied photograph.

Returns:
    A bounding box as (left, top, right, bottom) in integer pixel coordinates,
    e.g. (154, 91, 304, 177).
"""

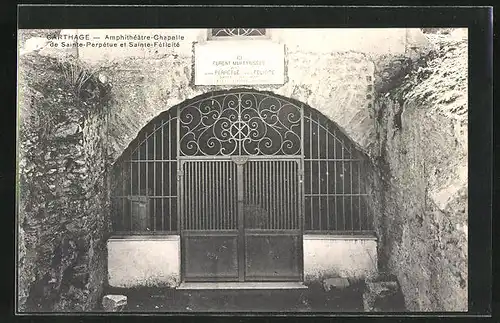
(317, 112, 321, 231)
(121, 166, 125, 231)
(358, 161, 361, 231)
(162, 120, 165, 231)
(350, 157, 353, 233)
(129, 154, 132, 230)
(153, 123, 156, 231)
(145, 130, 148, 228)
(342, 139, 345, 232)
(168, 127, 171, 231)
(333, 125, 337, 231)
(299, 105, 305, 235)
(326, 119, 329, 231)
(237, 161, 244, 281)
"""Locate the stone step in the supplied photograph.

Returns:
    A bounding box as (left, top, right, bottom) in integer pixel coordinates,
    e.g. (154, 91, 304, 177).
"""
(177, 282, 308, 290)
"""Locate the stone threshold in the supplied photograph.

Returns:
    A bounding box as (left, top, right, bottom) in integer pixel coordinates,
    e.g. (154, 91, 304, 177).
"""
(177, 282, 308, 290)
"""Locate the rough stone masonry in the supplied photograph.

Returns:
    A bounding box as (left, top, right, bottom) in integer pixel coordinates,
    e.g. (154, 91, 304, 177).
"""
(17, 51, 111, 311)
(366, 29, 468, 311)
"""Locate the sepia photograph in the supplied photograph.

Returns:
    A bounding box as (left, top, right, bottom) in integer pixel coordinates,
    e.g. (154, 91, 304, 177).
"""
(15, 6, 485, 315)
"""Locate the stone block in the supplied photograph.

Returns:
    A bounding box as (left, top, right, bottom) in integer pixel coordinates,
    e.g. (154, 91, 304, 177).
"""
(54, 123, 79, 138)
(363, 274, 403, 312)
(102, 294, 127, 312)
(323, 277, 350, 291)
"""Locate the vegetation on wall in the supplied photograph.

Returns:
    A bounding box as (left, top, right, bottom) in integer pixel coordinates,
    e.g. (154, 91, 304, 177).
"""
(368, 29, 468, 311)
(18, 50, 112, 311)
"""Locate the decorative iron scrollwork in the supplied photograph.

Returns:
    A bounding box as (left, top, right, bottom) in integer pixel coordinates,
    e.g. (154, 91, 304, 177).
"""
(179, 92, 302, 156)
(211, 28, 266, 37)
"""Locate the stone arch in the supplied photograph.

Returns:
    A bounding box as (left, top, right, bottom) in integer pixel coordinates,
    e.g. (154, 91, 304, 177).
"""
(110, 88, 373, 234)
(112, 88, 370, 165)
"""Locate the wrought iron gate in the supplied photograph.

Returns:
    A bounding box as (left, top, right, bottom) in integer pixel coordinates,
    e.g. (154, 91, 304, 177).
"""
(110, 89, 374, 282)
(178, 91, 304, 282)
(180, 157, 302, 282)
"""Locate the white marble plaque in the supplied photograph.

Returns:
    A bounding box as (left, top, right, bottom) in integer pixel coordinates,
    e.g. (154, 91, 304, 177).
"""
(194, 40, 285, 85)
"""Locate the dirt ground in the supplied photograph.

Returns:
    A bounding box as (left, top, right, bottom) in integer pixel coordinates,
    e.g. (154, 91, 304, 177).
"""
(106, 281, 367, 313)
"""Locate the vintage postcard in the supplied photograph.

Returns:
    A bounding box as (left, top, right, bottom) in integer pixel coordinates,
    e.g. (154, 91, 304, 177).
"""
(16, 7, 477, 315)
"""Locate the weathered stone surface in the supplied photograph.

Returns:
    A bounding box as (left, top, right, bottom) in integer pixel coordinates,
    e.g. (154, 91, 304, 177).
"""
(104, 51, 378, 162)
(366, 30, 468, 311)
(17, 41, 111, 312)
(363, 277, 402, 312)
(53, 122, 80, 138)
(323, 278, 350, 291)
(20, 37, 49, 55)
(102, 294, 127, 312)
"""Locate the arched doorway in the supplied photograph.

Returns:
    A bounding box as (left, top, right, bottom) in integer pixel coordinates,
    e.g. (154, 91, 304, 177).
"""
(110, 89, 373, 283)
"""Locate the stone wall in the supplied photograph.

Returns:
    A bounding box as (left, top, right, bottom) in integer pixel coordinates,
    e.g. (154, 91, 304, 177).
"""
(107, 236, 181, 288)
(303, 236, 378, 282)
(17, 52, 112, 311)
(72, 28, 430, 161)
(101, 52, 376, 161)
(366, 29, 468, 311)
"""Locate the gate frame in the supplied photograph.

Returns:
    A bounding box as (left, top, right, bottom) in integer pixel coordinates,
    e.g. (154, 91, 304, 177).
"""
(178, 155, 305, 283)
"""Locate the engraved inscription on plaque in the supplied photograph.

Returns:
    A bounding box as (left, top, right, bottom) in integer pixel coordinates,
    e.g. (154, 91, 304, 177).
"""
(194, 41, 285, 86)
